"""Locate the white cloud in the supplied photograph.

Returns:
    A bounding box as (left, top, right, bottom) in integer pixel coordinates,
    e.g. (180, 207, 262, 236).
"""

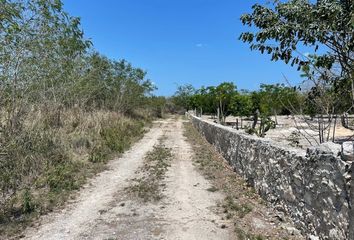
(196, 43, 206, 48)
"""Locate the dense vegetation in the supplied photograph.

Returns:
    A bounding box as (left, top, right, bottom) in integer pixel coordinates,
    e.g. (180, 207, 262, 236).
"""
(0, 0, 166, 235)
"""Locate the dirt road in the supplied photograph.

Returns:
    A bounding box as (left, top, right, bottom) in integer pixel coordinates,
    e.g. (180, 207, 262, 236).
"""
(23, 117, 303, 240)
(24, 117, 234, 240)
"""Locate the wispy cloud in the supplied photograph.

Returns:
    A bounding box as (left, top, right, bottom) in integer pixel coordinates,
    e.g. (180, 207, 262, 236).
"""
(196, 43, 206, 48)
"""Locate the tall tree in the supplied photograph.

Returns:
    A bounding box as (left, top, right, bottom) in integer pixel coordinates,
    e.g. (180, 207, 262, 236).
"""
(215, 82, 237, 123)
(173, 84, 196, 111)
(240, 0, 353, 117)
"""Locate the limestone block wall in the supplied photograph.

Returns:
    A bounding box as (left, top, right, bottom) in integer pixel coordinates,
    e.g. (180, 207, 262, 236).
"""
(190, 115, 353, 239)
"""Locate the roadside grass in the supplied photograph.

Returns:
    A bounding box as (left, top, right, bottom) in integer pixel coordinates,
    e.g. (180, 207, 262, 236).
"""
(183, 121, 298, 240)
(126, 137, 172, 202)
(235, 227, 266, 240)
(0, 109, 149, 238)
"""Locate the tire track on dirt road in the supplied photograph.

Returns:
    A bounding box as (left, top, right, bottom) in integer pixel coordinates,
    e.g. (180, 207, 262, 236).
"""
(24, 116, 234, 240)
(23, 120, 169, 240)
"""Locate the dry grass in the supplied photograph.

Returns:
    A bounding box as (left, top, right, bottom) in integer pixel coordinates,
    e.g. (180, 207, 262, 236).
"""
(126, 137, 172, 202)
(0, 107, 149, 238)
(183, 121, 301, 240)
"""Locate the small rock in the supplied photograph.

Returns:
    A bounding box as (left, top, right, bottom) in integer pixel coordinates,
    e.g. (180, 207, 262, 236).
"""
(285, 226, 301, 235)
(220, 224, 227, 229)
(309, 235, 320, 240)
(341, 141, 354, 161)
(120, 202, 125, 207)
(319, 142, 341, 155)
(274, 213, 285, 222)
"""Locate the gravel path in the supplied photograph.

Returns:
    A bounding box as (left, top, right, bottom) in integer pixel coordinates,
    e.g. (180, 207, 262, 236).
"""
(160, 118, 232, 240)
(23, 117, 233, 240)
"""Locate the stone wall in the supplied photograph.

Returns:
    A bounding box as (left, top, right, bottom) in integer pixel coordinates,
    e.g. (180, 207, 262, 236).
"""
(190, 115, 353, 239)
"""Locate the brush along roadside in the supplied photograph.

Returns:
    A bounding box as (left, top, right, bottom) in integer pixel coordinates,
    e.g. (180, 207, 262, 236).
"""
(183, 122, 303, 240)
(0, 109, 150, 239)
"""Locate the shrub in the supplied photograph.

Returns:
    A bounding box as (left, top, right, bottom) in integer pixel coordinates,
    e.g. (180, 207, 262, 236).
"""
(44, 162, 85, 192)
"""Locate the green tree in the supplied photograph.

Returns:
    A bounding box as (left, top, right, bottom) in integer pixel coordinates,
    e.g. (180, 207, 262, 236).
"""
(230, 90, 253, 117)
(173, 84, 196, 111)
(259, 83, 293, 124)
(240, 0, 353, 114)
(215, 82, 237, 123)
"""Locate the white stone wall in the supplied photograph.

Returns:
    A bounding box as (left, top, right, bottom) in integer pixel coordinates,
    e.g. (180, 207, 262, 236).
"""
(190, 115, 353, 239)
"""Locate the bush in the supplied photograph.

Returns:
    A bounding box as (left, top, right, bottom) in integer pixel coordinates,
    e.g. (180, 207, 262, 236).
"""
(22, 189, 34, 214)
(0, 108, 148, 234)
(44, 162, 85, 192)
(89, 144, 110, 163)
(0, 126, 66, 208)
(102, 119, 144, 151)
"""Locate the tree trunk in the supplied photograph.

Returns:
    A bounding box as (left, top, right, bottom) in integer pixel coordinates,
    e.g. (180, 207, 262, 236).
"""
(217, 107, 220, 124)
(252, 109, 259, 129)
(332, 115, 337, 142)
(273, 109, 278, 126)
(219, 99, 224, 124)
(326, 115, 332, 142)
(318, 116, 323, 143)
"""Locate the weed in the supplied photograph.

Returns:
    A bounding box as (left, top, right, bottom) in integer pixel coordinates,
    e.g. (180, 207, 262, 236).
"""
(223, 196, 253, 218)
(235, 227, 266, 240)
(89, 144, 110, 163)
(206, 186, 219, 192)
(43, 162, 85, 192)
(287, 130, 302, 148)
(22, 189, 34, 214)
(127, 142, 172, 202)
(183, 122, 265, 236)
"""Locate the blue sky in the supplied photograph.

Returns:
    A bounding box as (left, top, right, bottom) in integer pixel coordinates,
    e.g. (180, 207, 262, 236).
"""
(62, 0, 304, 96)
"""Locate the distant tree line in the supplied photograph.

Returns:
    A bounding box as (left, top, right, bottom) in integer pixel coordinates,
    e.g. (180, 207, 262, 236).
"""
(172, 82, 302, 134)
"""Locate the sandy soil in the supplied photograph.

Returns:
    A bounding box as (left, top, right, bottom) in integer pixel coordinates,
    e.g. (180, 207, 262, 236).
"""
(202, 115, 354, 148)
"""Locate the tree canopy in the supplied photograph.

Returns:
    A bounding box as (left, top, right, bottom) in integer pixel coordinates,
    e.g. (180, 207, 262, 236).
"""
(240, 0, 353, 112)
